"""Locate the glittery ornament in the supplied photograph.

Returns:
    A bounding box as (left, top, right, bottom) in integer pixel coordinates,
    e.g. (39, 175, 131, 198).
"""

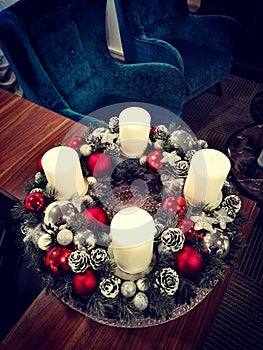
(162, 195, 186, 218)
(203, 229, 230, 257)
(43, 201, 78, 228)
(191, 212, 217, 232)
(178, 219, 196, 240)
(67, 136, 86, 149)
(213, 208, 233, 229)
(161, 151, 181, 166)
(57, 228, 73, 246)
(121, 281, 137, 297)
(44, 246, 72, 276)
(37, 233, 52, 250)
(72, 269, 97, 296)
(132, 292, 149, 311)
(146, 150, 163, 170)
(24, 192, 46, 212)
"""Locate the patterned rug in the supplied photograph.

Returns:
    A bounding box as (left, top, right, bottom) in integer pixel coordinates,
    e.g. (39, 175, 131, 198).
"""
(183, 74, 263, 350)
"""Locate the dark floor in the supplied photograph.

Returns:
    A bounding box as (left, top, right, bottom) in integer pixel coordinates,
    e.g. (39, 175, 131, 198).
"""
(182, 73, 263, 350)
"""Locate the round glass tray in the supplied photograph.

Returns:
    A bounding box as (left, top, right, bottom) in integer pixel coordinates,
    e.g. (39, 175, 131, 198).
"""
(56, 286, 213, 328)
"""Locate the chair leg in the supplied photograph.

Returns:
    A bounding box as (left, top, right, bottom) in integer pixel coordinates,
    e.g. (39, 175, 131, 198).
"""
(215, 82, 223, 96)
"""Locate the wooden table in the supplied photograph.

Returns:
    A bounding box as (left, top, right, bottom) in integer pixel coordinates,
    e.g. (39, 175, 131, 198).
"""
(0, 88, 259, 350)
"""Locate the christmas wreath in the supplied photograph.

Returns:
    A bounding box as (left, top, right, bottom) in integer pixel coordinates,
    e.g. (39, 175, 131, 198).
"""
(12, 117, 244, 327)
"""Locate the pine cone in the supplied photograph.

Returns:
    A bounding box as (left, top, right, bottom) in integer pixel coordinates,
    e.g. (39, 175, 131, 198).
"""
(68, 250, 90, 273)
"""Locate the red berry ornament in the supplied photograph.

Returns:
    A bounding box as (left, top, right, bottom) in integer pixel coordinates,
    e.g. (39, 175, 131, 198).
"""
(178, 219, 196, 239)
(72, 269, 97, 296)
(146, 150, 163, 170)
(67, 136, 86, 149)
(162, 195, 186, 218)
(87, 153, 112, 177)
(175, 245, 203, 279)
(83, 207, 107, 228)
(24, 192, 46, 212)
(44, 246, 72, 276)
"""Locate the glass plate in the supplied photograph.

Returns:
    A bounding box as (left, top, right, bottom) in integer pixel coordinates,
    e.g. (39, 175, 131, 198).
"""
(56, 286, 213, 328)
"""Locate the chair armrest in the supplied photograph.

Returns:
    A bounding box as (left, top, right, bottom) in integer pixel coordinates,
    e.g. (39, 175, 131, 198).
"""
(125, 36, 185, 72)
(179, 14, 239, 54)
(114, 61, 188, 118)
(60, 108, 108, 127)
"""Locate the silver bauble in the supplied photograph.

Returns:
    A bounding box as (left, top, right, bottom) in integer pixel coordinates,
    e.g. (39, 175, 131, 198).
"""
(57, 228, 73, 246)
(132, 292, 149, 311)
(136, 278, 148, 292)
(37, 233, 52, 250)
(121, 281, 137, 298)
(44, 200, 77, 228)
(203, 229, 230, 257)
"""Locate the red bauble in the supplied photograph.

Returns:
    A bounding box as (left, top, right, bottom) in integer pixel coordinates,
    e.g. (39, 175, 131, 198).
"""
(175, 245, 204, 279)
(72, 269, 97, 296)
(44, 246, 72, 276)
(146, 150, 163, 170)
(36, 155, 43, 171)
(66, 136, 86, 149)
(24, 192, 46, 212)
(162, 196, 187, 217)
(178, 219, 196, 239)
(83, 207, 107, 228)
(87, 153, 112, 177)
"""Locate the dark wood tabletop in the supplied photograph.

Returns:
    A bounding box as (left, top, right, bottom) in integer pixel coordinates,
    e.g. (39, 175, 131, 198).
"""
(0, 88, 259, 350)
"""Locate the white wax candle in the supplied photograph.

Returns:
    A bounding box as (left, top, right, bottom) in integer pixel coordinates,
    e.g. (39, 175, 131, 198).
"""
(42, 146, 87, 200)
(119, 107, 151, 158)
(184, 149, 231, 207)
(110, 207, 155, 274)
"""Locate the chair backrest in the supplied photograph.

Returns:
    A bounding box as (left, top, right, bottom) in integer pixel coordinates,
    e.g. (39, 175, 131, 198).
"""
(120, 0, 189, 38)
(0, 0, 114, 114)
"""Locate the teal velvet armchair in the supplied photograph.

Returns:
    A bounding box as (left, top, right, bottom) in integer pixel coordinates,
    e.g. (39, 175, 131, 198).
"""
(114, 0, 239, 103)
(0, 0, 188, 127)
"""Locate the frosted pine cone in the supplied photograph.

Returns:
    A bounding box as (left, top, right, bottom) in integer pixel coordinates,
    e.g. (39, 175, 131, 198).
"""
(68, 250, 90, 273)
(222, 195, 241, 213)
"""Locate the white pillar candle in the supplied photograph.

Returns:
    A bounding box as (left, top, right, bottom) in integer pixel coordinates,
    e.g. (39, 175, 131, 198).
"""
(119, 107, 151, 158)
(184, 149, 231, 207)
(42, 146, 87, 200)
(110, 207, 156, 274)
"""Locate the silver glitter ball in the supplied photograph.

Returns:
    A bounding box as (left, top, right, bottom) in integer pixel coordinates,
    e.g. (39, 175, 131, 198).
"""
(136, 278, 148, 292)
(57, 228, 73, 246)
(37, 233, 52, 250)
(121, 281, 137, 298)
(132, 292, 149, 311)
